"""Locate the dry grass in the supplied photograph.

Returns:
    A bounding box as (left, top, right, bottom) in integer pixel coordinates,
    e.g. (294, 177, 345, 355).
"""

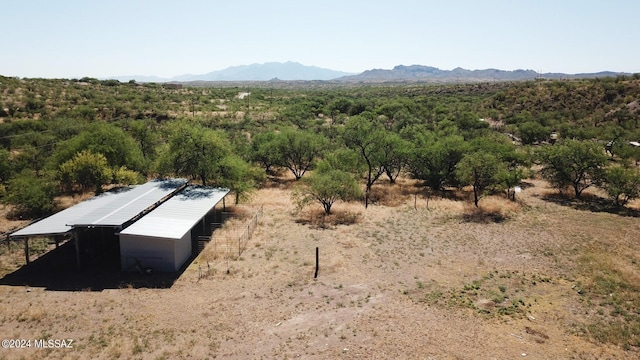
(367, 177, 424, 207)
(462, 196, 523, 223)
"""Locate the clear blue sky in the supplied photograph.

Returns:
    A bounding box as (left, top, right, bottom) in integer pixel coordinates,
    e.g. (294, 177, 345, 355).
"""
(2, 0, 639, 78)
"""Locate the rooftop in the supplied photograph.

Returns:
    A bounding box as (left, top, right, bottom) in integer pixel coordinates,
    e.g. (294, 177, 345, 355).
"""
(10, 179, 187, 238)
(119, 186, 229, 240)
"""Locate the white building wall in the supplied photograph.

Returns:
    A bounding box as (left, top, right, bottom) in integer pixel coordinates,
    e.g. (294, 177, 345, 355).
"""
(173, 229, 192, 272)
(120, 234, 176, 272)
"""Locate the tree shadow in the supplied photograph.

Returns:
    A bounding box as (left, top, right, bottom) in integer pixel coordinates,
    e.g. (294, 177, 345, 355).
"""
(517, 181, 537, 191)
(263, 175, 298, 189)
(175, 185, 228, 200)
(541, 193, 640, 218)
(155, 177, 189, 191)
(461, 208, 510, 224)
(294, 208, 362, 229)
(438, 188, 473, 202)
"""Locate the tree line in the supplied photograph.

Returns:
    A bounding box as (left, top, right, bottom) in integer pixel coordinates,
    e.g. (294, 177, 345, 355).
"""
(1, 75, 639, 217)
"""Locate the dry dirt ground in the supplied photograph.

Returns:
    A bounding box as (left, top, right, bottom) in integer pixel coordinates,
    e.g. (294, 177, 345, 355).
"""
(0, 178, 639, 359)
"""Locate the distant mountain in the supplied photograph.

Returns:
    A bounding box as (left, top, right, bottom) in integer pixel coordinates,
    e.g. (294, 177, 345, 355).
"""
(109, 63, 631, 83)
(177, 61, 354, 81)
(338, 65, 630, 83)
(111, 62, 354, 82)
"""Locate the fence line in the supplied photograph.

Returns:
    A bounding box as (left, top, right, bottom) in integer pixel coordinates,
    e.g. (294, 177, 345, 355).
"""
(207, 205, 263, 263)
(234, 204, 263, 259)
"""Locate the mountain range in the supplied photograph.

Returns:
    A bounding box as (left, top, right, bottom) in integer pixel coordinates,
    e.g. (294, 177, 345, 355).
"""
(110, 62, 630, 83)
(340, 65, 626, 83)
(113, 62, 354, 83)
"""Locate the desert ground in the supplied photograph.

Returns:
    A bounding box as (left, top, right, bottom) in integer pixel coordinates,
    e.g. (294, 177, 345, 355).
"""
(0, 177, 639, 359)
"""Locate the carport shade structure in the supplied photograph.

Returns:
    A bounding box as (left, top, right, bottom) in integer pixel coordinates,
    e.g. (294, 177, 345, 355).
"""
(118, 186, 229, 272)
(9, 179, 188, 267)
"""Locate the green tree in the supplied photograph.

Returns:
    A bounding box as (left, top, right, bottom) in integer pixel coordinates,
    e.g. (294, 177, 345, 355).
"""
(380, 133, 411, 184)
(52, 122, 145, 172)
(59, 150, 112, 194)
(112, 166, 144, 186)
(128, 119, 159, 167)
(495, 167, 527, 201)
(469, 133, 529, 166)
(273, 128, 327, 180)
(281, 103, 317, 130)
(3, 170, 56, 217)
(467, 133, 529, 201)
(600, 166, 640, 207)
(536, 139, 607, 198)
(250, 131, 280, 173)
(326, 97, 354, 125)
(456, 152, 504, 207)
(517, 121, 549, 145)
(293, 168, 362, 214)
(611, 141, 640, 165)
(318, 148, 364, 175)
(630, 145, 640, 166)
(214, 154, 264, 204)
(160, 123, 231, 186)
(10, 132, 56, 175)
(406, 129, 469, 191)
(0, 148, 12, 183)
(343, 116, 387, 207)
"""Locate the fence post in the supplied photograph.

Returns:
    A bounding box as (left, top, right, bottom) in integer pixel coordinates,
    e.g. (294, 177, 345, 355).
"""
(314, 247, 319, 278)
(24, 237, 30, 265)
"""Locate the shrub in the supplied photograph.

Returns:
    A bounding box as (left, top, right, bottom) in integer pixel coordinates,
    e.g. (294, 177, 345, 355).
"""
(601, 166, 640, 206)
(3, 170, 56, 218)
(59, 150, 112, 194)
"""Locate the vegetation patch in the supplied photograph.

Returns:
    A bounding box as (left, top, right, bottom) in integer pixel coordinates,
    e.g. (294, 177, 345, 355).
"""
(575, 245, 640, 349)
(407, 270, 554, 318)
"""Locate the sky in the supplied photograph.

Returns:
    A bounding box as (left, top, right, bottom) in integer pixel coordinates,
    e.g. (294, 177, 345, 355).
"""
(1, 0, 639, 79)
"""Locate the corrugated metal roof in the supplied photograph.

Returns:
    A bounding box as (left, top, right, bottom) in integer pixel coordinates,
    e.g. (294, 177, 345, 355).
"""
(10, 179, 187, 238)
(119, 186, 229, 240)
(71, 179, 187, 227)
(10, 191, 122, 237)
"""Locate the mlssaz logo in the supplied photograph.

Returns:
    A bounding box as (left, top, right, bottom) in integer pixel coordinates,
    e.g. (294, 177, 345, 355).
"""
(34, 339, 74, 349)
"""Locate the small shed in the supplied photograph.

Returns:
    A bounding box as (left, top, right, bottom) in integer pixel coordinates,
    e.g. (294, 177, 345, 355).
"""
(9, 178, 187, 267)
(118, 186, 229, 272)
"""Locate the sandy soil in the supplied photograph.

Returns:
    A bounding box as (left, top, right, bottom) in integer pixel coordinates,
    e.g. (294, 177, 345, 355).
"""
(0, 178, 638, 359)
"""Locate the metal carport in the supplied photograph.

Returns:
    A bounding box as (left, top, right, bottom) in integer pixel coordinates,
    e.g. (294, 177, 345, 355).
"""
(118, 186, 229, 272)
(9, 179, 187, 268)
